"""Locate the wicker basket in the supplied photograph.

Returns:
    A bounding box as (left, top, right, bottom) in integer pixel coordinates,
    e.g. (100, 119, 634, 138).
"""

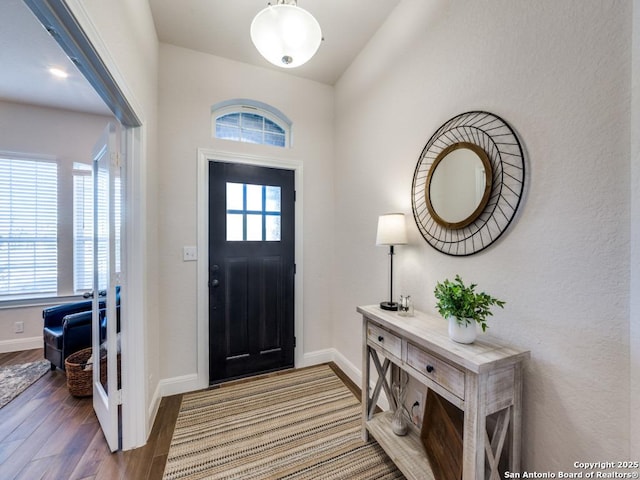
(65, 347, 107, 397)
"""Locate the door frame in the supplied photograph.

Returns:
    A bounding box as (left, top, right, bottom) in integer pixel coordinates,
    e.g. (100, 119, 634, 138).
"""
(24, 0, 148, 449)
(197, 149, 304, 389)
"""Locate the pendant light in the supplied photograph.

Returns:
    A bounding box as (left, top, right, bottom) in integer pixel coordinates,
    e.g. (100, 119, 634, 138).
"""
(250, 0, 322, 68)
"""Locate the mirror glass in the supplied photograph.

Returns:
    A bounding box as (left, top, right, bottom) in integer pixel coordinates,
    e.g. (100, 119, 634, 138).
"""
(427, 143, 491, 228)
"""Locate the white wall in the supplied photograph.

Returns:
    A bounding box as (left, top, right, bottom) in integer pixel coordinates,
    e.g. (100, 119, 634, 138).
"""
(630, 0, 640, 457)
(335, 0, 631, 468)
(156, 44, 335, 382)
(0, 100, 112, 350)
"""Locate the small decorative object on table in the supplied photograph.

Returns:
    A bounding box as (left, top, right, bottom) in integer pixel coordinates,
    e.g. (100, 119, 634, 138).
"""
(434, 275, 505, 344)
(391, 376, 409, 436)
(398, 295, 413, 317)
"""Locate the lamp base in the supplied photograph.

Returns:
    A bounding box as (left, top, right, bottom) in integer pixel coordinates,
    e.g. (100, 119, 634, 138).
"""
(380, 301, 399, 311)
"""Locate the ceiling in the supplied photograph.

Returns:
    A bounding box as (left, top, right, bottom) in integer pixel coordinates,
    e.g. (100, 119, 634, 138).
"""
(0, 0, 399, 115)
(0, 0, 111, 115)
(148, 0, 400, 86)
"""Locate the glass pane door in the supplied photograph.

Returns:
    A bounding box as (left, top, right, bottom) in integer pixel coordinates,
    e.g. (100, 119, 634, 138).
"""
(92, 123, 122, 452)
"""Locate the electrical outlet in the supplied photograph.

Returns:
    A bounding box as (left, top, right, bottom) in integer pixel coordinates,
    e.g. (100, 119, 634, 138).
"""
(409, 389, 425, 426)
(14, 321, 24, 333)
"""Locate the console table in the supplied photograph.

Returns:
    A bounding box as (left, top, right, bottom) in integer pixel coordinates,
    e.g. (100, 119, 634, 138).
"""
(359, 305, 530, 480)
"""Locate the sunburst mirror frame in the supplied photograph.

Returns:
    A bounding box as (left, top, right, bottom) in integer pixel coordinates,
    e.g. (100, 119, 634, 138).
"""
(411, 111, 525, 256)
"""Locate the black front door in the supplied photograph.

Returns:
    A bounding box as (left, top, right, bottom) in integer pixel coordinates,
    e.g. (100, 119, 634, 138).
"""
(209, 161, 295, 384)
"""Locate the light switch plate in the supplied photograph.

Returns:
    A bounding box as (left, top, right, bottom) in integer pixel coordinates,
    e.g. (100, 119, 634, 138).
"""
(183, 246, 197, 261)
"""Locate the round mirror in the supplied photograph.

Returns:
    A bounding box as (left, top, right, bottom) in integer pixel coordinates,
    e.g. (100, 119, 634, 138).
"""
(426, 142, 492, 229)
(412, 111, 525, 256)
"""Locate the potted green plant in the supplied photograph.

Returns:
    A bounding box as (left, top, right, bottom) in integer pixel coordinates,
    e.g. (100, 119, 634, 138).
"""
(434, 275, 505, 344)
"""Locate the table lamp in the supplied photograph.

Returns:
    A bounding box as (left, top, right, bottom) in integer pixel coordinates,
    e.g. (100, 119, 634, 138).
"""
(376, 213, 408, 311)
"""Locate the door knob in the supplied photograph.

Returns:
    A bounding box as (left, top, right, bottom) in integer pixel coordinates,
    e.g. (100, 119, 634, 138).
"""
(210, 279, 220, 287)
(83, 289, 107, 299)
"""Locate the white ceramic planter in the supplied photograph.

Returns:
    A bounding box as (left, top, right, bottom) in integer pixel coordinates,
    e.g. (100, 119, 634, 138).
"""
(448, 317, 478, 344)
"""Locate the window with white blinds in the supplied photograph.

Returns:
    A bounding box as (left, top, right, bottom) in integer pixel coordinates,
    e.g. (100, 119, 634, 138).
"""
(215, 112, 287, 147)
(211, 100, 292, 148)
(73, 163, 93, 291)
(73, 162, 122, 293)
(0, 156, 58, 297)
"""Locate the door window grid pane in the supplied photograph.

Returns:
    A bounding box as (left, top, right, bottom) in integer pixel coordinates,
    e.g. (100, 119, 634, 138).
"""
(246, 215, 263, 241)
(226, 182, 281, 242)
(245, 184, 263, 211)
(226, 183, 244, 210)
(265, 216, 281, 241)
(226, 214, 244, 241)
(265, 186, 281, 212)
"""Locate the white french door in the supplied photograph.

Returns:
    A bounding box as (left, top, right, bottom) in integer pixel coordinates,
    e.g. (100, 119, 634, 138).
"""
(92, 123, 123, 451)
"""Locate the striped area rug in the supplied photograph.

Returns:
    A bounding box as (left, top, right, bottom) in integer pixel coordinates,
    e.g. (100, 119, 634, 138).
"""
(162, 364, 405, 480)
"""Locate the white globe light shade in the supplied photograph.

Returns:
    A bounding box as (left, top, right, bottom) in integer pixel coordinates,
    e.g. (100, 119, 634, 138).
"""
(250, 4, 322, 68)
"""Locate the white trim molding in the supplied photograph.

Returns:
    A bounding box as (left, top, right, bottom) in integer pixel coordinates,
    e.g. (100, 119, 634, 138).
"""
(0, 336, 43, 354)
(158, 373, 200, 398)
(196, 149, 304, 391)
(301, 348, 361, 389)
(147, 381, 162, 433)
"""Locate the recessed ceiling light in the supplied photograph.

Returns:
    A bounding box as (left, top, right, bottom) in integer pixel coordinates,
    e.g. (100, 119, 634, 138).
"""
(49, 68, 68, 78)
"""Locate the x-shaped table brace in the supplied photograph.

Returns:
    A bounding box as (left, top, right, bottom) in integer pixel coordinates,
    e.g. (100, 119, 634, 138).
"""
(367, 348, 397, 419)
(484, 406, 512, 479)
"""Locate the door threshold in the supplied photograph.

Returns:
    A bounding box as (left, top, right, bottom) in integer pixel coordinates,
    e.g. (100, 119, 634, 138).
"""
(209, 364, 295, 387)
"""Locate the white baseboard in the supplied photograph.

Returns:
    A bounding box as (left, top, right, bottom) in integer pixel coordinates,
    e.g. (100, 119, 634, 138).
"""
(300, 348, 335, 367)
(153, 347, 387, 410)
(307, 347, 391, 411)
(301, 347, 363, 390)
(158, 373, 201, 398)
(147, 380, 162, 430)
(0, 336, 42, 353)
(155, 348, 359, 398)
(330, 348, 363, 387)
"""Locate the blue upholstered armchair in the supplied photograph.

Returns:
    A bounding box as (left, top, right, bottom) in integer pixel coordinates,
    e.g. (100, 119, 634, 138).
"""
(43, 288, 119, 371)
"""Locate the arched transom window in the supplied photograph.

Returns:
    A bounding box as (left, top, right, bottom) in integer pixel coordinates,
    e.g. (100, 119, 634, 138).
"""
(212, 100, 291, 148)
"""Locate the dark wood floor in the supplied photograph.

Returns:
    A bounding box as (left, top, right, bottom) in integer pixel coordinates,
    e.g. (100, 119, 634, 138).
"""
(0, 348, 182, 480)
(0, 349, 360, 480)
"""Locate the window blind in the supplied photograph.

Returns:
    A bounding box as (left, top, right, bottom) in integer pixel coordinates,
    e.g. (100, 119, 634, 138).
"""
(73, 163, 122, 292)
(215, 112, 287, 147)
(0, 157, 58, 297)
(73, 164, 93, 291)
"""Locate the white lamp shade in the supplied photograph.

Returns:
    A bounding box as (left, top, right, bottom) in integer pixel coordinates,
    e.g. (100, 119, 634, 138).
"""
(250, 4, 322, 68)
(376, 213, 408, 246)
